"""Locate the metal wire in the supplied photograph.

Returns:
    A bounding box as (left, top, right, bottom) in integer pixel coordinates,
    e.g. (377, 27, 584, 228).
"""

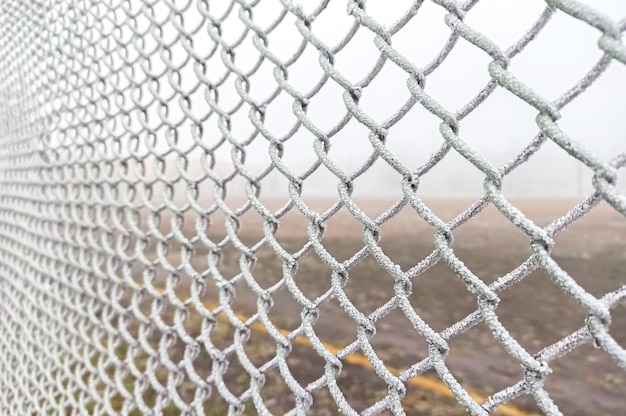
(0, 0, 624, 415)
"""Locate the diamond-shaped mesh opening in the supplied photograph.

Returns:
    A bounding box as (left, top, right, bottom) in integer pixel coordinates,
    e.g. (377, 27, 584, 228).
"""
(408, 261, 481, 333)
(496, 268, 587, 351)
(332, 357, 392, 413)
(424, 34, 494, 111)
(369, 306, 430, 369)
(356, 61, 414, 126)
(459, 88, 540, 164)
(340, 254, 397, 316)
(445, 320, 528, 397)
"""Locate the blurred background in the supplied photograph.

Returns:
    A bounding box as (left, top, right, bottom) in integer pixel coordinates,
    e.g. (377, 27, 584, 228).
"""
(97, 0, 626, 205)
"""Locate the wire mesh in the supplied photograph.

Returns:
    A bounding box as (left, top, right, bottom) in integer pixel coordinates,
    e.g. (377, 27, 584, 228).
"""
(0, 0, 625, 415)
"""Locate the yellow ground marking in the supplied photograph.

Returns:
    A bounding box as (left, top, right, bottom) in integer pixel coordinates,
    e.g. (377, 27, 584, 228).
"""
(152, 287, 538, 416)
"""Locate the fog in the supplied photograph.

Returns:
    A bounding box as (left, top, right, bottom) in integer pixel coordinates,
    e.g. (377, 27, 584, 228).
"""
(65, 0, 626, 201)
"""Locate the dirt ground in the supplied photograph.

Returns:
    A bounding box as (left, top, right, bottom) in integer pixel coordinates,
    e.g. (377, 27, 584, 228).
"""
(131, 198, 626, 415)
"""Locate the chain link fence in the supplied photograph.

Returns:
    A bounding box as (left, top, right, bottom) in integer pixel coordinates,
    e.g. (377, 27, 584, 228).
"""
(0, 0, 625, 415)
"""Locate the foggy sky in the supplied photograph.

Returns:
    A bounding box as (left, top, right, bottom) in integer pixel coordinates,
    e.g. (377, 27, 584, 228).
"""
(79, 0, 626, 200)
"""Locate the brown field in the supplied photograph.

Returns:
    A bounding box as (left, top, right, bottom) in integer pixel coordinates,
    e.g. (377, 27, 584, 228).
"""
(130, 198, 626, 415)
